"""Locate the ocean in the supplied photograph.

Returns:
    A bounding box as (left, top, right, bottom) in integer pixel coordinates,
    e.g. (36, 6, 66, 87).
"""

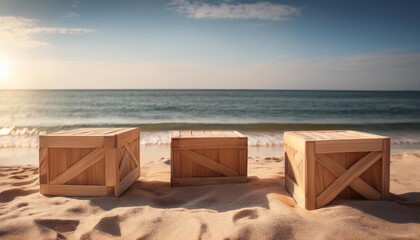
(1, 90, 420, 149)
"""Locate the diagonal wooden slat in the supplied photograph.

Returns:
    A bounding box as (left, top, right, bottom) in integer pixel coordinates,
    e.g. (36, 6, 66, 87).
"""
(182, 150, 238, 177)
(39, 148, 49, 184)
(316, 154, 381, 200)
(50, 148, 105, 185)
(285, 176, 305, 209)
(294, 150, 304, 166)
(119, 151, 131, 176)
(286, 145, 304, 188)
(316, 151, 382, 208)
(124, 144, 139, 167)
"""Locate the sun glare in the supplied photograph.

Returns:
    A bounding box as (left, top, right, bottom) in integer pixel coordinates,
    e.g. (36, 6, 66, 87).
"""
(0, 60, 9, 80)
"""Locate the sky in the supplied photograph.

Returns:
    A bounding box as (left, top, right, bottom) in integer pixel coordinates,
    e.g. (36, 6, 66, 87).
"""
(0, 0, 419, 90)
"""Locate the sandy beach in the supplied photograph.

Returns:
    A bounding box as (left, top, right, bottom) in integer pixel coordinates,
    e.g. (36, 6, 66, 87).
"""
(0, 147, 419, 240)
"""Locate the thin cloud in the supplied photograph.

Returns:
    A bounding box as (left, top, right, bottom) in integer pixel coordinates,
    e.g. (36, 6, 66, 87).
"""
(0, 16, 95, 47)
(65, 11, 80, 18)
(169, 0, 300, 20)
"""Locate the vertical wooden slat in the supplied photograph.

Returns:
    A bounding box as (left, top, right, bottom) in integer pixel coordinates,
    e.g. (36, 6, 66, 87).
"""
(238, 149, 247, 176)
(105, 148, 119, 187)
(382, 138, 391, 199)
(305, 142, 316, 210)
(39, 148, 49, 184)
(172, 150, 182, 178)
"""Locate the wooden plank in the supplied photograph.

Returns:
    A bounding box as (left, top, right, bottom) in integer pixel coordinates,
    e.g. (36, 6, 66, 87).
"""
(105, 148, 119, 187)
(182, 150, 239, 177)
(285, 176, 305, 209)
(40, 184, 108, 197)
(172, 150, 182, 179)
(181, 150, 193, 178)
(171, 176, 247, 187)
(202, 149, 219, 177)
(172, 138, 245, 150)
(49, 148, 105, 185)
(285, 144, 304, 189)
(316, 151, 382, 208)
(238, 149, 247, 176)
(219, 148, 239, 175)
(116, 128, 139, 147)
(305, 142, 316, 210)
(124, 144, 139, 167)
(316, 154, 381, 200)
(40, 136, 104, 148)
(232, 131, 246, 137)
(284, 132, 306, 153)
(114, 167, 140, 197)
(119, 148, 131, 179)
(345, 152, 362, 199)
(48, 148, 68, 181)
(171, 131, 181, 138)
(382, 138, 391, 199)
(81, 148, 95, 185)
(67, 149, 83, 185)
(315, 139, 383, 153)
(39, 148, 49, 184)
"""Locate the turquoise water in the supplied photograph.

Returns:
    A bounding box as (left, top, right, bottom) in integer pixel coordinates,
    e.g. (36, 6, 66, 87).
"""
(0, 90, 419, 148)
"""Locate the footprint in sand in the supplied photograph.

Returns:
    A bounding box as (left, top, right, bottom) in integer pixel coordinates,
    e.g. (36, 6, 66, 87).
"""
(94, 215, 122, 236)
(34, 219, 79, 232)
(232, 209, 259, 222)
(9, 175, 29, 180)
(0, 188, 38, 203)
(11, 177, 38, 187)
(66, 206, 87, 214)
(17, 202, 29, 208)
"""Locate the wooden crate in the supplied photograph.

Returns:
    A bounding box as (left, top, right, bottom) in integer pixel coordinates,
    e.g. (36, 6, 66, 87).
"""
(171, 130, 248, 187)
(284, 130, 390, 210)
(39, 128, 140, 197)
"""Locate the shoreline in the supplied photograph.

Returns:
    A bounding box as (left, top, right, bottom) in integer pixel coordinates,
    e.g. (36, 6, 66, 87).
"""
(1, 144, 419, 167)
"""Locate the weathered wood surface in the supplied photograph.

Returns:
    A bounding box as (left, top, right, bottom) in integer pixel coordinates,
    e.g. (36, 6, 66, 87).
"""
(39, 128, 140, 197)
(284, 130, 390, 210)
(171, 130, 248, 187)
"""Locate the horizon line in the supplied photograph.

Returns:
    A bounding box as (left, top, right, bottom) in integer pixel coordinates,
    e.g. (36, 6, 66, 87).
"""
(0, 88, 419, 92)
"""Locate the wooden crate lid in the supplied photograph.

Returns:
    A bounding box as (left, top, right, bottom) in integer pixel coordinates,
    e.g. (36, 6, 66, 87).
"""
(285, 130, 388, 141)
(39, 128, 139, 148)
(44, 128, 136, 137)
(171, 130, 246, 139)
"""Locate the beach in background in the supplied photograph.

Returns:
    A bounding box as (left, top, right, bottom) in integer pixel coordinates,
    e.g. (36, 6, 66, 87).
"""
(1, 90, 420, 165)
(1, 90, 419, 239)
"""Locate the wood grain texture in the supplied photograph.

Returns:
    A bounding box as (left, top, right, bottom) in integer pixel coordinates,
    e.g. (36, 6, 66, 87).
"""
(105, 148, 119, 187)
(114, 167, 140, 197)
(305, 142, 316, 210)
(49, 148, 104, 185)
(39, 128, 140, 197)
(171, 130, 247, 187)
(285, 176, 305, 209)
(171, 176, 247, 187)
(39, 148, 49, 185)
(315, 139, 383, 153)
(316, 152, 382, 208)
(284, 130, 390, 210)
(316, 154, 381, 200)
(382, 138, 391, 199)
(182, 150, 238, 177)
